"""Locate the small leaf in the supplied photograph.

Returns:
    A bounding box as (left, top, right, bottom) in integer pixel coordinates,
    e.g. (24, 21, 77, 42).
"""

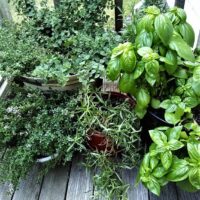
(136, 88, 151, 108)
(187, 142, 200, 161)
(161, 151, 172, 170)
(160, 99, 171, 109)
(150, 156, 159, 170)
(167, 126, 182, 141)
(149, 130, 167, 145)
(153, 165, 168, 178)
(146, 179, 161, 196)
(133, 61, 145, 79)
(164, 112, 180, 125)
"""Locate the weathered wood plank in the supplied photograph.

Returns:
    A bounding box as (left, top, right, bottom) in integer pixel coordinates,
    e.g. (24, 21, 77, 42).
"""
(121, 168, 148, 200)
(0, 149, 13, 200)
(0, 0, 12, 21)
(39, 165, 70, 200)
(12, 165, 43, 200)
(0, 79, 10, 98)
(66, 154, 93, 200)
(177, 187, 200, 200)
(149, 183, 178, 200)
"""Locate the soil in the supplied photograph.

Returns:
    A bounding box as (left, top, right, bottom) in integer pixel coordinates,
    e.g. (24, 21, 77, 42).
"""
(193, 106, 200, 125)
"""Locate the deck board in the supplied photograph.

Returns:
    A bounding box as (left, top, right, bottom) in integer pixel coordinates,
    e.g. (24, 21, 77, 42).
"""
(176, 187, 200, 200)
(122, 168, 149, 200)
(149, 183, 178, 200)
(39, 165, 70, 200)
(12, 166, 43, 200)
(66, 154, 93, 200)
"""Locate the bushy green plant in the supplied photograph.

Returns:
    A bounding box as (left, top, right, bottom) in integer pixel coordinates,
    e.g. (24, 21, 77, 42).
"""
(136, 124, 200, 195)
(77, 91, 141, 200)
(107, 6, 199, 119)
(0, 85, 85, 187)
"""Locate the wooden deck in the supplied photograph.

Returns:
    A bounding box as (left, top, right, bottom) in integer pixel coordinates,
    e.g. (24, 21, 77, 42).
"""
(0, 153, 199, 200)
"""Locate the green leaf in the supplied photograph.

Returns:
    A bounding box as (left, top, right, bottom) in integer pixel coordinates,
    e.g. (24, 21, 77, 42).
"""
(136, 88, 151, 108)
(120, 49, 137, 73)
(164, 112, 180, 125)
(169, 33, 195, 62)
(187, 142, 200, 161)
(189, 168, 200, 190)
(168, 139, 184, 151)
(167, 158, 189, 182)
(166, 104, 177, 113)
(134, 104, 147, 119)
(161, 151, 172, 170)
(145, 73, 157, 86)
(173, 68, 188, 79)
(142, 153, 151, 169)
(177, 8, 187, 22)
(135, 30, 153, 49)
(149, 130, 167, 145)
(191, 79, 200, 97)
(151, 98, 161, 109)
(145, 60, 160, 77)
(153, 165, 168, 178)
(165, 50, 178, 74)
(184, 96, 199, 108)
(119, 73, 136, 95)
(160, 99, 171, 109)
(167, 126, 182, 141)
(145, 6, 160, 15)
(106, 58, 121, 81)
(146, 179, 161, 196)
(150, 156, 159, 170)
(137, 14, 155, 33)
(155, 14, 173, 45)
(132, 61, 145, 79)
(178, 22, 195, 47)
(137, 47, 153, 57)
(193, 66, 200, 82)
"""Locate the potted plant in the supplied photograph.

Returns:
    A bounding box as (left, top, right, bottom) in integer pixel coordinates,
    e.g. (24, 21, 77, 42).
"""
(106, 5, 200, 195)
(0, 85, 85, 187)
(76, 90, 141, 199)
(0, 0, 120, 91)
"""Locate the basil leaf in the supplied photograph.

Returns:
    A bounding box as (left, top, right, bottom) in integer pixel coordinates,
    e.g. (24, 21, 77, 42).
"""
(153, 165, 168, 178)
(177, 8, 187, 22)
(187, 142, 200, 161)
(149, 130, 167, 145)
(189, 168, 200, 190)
(137, 47, 153, 57)
(160, 99, 171, 109)
(173, 68, 188, 79)
(136, 88, 150, 108)
(137, 14, 155, 33)
(167, 126, 182, 141)
(145, 73, 157, 86)
(168, 139, 184, 151)
(165, 50, 178, 74)
(167, 158, 189, 182)
(169, 33, 195, 62)
(133, 61, 145, 79)
(145, 60, 159, 77)
(150, 156, 159, 170)
(193, 66, 200, 82)
(184, 96, 199, 108)
(135, 30, 153, 49)
(164, 112, 180, 125)
(191, 80, 200, 97)
(120, 49, 136, 73)
(155, 14, 173, 45)
(106, 58, 121, 81)
(134, 104, 147, 119)
(178, 22, 195, 47)
(119, 73, 136, 95)
(142, 153, 151, 169)
(161, 151, 172, 170)
(146, 179, 161, 196)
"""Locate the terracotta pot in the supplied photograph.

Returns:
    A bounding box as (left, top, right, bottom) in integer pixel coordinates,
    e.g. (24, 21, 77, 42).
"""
(87, 129, 115, 153)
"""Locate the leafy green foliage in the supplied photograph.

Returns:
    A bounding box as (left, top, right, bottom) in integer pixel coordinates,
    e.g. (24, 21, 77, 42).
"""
(137, 125, 200, 195)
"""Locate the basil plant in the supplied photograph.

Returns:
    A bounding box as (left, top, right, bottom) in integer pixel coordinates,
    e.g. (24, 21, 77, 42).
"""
(136, 125, 200, 196)
(106, 6, 200, 119)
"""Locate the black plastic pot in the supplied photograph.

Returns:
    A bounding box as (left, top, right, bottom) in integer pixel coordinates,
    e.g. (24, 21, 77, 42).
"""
(141, 108, 172, 147)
